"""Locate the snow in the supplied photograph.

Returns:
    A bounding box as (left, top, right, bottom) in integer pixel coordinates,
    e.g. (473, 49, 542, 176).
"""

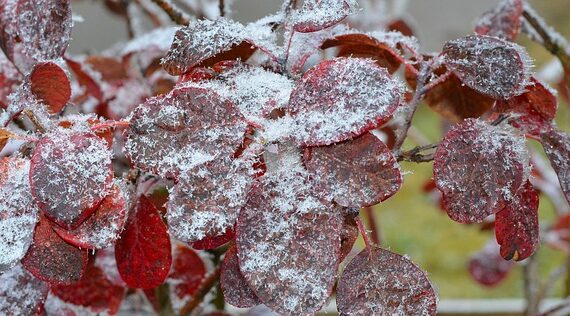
(0, 264, 48, 315)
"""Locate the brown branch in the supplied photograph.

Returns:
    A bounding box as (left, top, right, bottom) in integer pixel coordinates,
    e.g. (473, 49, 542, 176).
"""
(179, 265, 222, 316)
(397, 142, 438, 163)
(355, 216, 373, 258)
(363, 206, 381, 245)
(22, 109, 46, 134)
(219, 0, 225, 17)
(150, 0, 190, 26)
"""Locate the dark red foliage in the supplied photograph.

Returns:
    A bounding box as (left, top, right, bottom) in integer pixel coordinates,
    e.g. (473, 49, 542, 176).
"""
(21, 217, 88, 285)
(495, 181, 539, 261)
(469, 239, 514, 287)
(434, 119, 528, 223)
(29, 62, 71, 114)
(220, 246, 261, 308)
(0, 264, 49, 315)
(65, 57, 105, 102)
(115, 195, 172, 289)
(169, 244, 206, 300)
(50, 264, 125, 314)
(191, 229, 235, 250)
(474, 0, 523, 41)
(541, 129, 570, 204)
(304, 132, 401, 207)
(336, 246, 437, 315)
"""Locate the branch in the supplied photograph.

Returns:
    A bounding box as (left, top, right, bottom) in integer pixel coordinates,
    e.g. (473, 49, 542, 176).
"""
(22, 109, 46, 134)
(363, 206, 381, 245)
(355, 216, 373, 258)
(179, 265, 222, 316)
(149, 0, 190, 26)
(524, 254, 541, 316)
(219, 0, 225, 17)
(397, 142, 439, 163)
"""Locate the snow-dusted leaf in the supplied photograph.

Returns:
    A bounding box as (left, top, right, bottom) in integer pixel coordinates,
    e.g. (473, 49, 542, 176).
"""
(0, 51, 21, 108)
(433, 119, 528, 223)
(304, 132, 401, 207)
(30, 131, 113, 230)
(469, 239, 514, 287)
(475, 0, 523, 41)
(167, 156, 255, 242)
(541, 129, 570, 204)
(21, 216, 88, 285)
(52, 182, 128, 249)
(442, 35, 532, 99)
(291, 0, 355, 33)
(337, 246, 437, 315)
(288, 57, 402, 146)
(0, 158, 39, 272)
(168, 244, 206, 301)
(495, 181, 539, 261)
(29, 62, 71, 114)
(221, 246, 261, 308)
(493, 78, 557, 136)
(115, 195, 172, 289)
(125, 86, 248, 178)
(50, 264, 125, 315)
(0, 264, 49, 315)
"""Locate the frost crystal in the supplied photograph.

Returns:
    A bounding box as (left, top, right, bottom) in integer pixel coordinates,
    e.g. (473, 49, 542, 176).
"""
(291, 0, 357, 33)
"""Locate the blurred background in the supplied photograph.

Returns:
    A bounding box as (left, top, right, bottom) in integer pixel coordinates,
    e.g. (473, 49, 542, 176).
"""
(68, 0, 570, 312)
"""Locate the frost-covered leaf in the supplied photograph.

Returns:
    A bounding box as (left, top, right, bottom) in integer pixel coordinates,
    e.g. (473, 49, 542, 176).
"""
(336, 246, 437, 315)
(29, 62, 71, 114)
(288, 57, 402, 146)
(191, 229, 235, 250)
(221, 246, 261, 308)
(469, 239, 514, 287)
(493, 78, 557, 136)
(21, 216, 88, 285)
(0, 51, 21, 108)
(495, 181, 539, 261)
(53, 182, 128, 249)
(433, 119, 528, 223)
(291, 0, 355, 33)
(0, 264, 49, 315)
(475, 0, 523, 41)
(168, 244, 206, 301)
(115, 195, 172, 289)
(30, 131, 113, 230)
(442, 35, 532, 99)
(0, 0, 72, 63)
(304, 132, 401, 207)
(541, 129, 570, 204)
(167, 155, 255, 242)
(0, 158, 39, 272)
(50, 264, 125, 315)
(125, 86, 247, 178)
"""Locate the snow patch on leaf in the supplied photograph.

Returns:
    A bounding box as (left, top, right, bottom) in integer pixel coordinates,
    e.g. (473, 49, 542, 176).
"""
(0, 264, 48, 315)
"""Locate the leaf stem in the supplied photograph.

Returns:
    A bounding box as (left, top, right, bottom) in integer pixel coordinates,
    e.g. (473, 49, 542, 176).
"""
(150, 0, 191, 26)
(355, 216, 373, 257)
(363, 206, 381, 245)
(179, 265, 222, 316)
(22, 109, 46, 134)
(219, 0, 225, 17)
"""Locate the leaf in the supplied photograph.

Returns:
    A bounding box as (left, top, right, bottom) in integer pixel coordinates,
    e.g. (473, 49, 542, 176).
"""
(29, 61, 71, 114)
(52, 182, 128, 250)
(339, 213, 359, 262)
(115, 195, 172, 289)
(30, 131, 114, 230)
(191, 228, 235, 250)
(21, 216, 88, 285)
(442, 35, 532, 99)
(0, 158, 39, 273)
(50, 264, 125, 314)
(304, 132, 401, 207)
(125, 86, 248, 178)
(495, 181, 539, 261)
(221, 246, 261, 308)
(475, 0, 523, 41)
(94, 247, 126, 287)
(541, 129, 570, 204)
(468, 239, 514, 287)
(336, 246, 437, 315)
(433, 118, 529, 223)
(65, 57, 105, 102)
(169, 244, 206, 300)
(0, 51, 22, 108)
(492, 77, 557, 136)
(288, 57, 403, 146)
(292, 0, 354, 33)
(0, 264, 49, 315)
(0, 0, 72, 64)
(236, 179, 342, 315)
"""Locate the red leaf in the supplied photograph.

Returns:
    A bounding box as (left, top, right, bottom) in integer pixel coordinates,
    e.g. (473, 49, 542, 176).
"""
(50, 264, 125, 314)
(475, 0, 523, 41)
(292, 0, 353, 33)
(115, 196, 172, 289)
(30, 131, 113, 230)
(169, 244, 206, 300)
(0, 264, 49, 315)
(191, 228, 235, 250)
(29, 62, 71, 114)
(21, 217, 88, 285)
(442, 35, 532, 99)
(0, 157, 39, 272)
(495, 181, 539, 261)
(125, 86, 247, 178)
(304, 132, 401, 207)
(541, 129, 570, 204)
(288, 57, 402, 146)
(433, 119, 528, 223)
(64, 57, 104, 102)
(336, 246, 437, 315)
(492, 77, 557, 136)
(468, 239, 514, 287)
(221, 246, 261, 308)
(53, 182, 128, 250)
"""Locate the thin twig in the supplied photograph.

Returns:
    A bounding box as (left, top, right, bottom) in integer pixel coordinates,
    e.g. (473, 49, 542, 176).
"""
(363, 206, 381, 245)
(150, 0, 191, 26)
(355, 216, 373, 258)
(219, 0, 225, 17)
(397, 142, 439, 163)
(22, 109, 46, 133)
(524, 254, 541, 316)
(179, 265, 222, 316)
